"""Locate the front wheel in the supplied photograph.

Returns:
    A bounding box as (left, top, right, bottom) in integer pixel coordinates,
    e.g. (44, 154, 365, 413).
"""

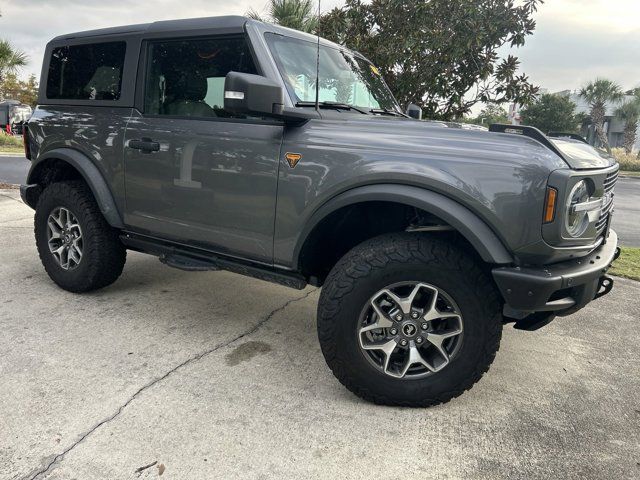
(317, 233, 503, 407)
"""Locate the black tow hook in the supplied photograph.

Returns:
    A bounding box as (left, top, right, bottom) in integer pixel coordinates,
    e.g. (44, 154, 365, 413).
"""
(594, 275, 614, 301)
(613, 247, 621, 261)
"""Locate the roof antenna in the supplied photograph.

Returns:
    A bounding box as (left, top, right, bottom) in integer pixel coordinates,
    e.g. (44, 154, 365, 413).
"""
(314, 0, 321, 113)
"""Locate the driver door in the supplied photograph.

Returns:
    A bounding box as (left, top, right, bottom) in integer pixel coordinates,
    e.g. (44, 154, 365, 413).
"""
(124, 35, 284, 263)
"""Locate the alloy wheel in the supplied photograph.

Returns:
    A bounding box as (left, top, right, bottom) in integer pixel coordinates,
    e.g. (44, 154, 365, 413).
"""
(47, 207, 83, 270)
(357, 282, 464, 379)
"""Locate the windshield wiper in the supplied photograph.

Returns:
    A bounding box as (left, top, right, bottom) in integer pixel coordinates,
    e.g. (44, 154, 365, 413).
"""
(296, 101, 369, 115)
(370, 108, 408, 118)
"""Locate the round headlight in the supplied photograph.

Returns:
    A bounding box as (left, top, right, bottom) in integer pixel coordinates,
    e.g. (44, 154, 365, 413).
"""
(565, 180, 590, 237)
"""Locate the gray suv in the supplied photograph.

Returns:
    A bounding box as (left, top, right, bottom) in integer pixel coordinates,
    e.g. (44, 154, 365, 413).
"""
(20, 16, 620, 406)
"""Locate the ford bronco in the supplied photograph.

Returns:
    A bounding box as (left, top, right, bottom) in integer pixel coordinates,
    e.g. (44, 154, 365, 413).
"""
(20, 16, 620, 406)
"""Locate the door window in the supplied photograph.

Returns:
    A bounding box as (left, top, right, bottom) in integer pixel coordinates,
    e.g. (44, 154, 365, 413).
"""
(144, 37, 257, 118)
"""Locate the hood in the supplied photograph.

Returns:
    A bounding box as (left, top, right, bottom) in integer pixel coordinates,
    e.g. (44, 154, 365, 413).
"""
(311, 114, 616, 172)
(316, 115, 568, 171)
(486, 122, 616, 170)
(549, 138, 617, 170)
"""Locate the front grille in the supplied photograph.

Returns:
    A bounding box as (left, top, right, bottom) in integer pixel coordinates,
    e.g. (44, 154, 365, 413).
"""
(595, 167, 618, 233)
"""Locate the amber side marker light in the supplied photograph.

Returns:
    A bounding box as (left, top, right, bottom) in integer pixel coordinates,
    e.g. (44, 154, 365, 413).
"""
(544, 187, 558, 223)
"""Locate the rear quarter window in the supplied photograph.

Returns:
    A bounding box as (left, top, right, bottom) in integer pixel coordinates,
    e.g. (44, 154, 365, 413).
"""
(46, 42, 126, 101)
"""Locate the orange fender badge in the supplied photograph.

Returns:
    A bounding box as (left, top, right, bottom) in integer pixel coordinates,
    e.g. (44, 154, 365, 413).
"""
(285, 152, 302, 168)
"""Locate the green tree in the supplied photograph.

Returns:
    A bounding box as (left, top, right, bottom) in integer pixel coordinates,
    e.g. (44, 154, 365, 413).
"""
(0, 39, 28, 100)
(520, 93, 581, 133)
(0, 73, 38, 107)
(248, 0, 318, 33)
(319, 0, 540, 120)
(471, 103, 509, 126)
(615, 93, 640, 154)
(579, 78, 623, 153)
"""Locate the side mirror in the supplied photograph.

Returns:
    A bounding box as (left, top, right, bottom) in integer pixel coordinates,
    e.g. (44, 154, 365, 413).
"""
(406, 103, 422, 120)
(224, 72, 285, 117)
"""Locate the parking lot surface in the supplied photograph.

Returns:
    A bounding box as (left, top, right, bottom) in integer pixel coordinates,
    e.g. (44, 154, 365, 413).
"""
(1, 188, 639, 480)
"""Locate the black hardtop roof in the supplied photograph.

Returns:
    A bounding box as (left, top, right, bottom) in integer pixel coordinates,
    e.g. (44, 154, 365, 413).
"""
(50, 15, 249, 42)
(47, 15, 367, 65)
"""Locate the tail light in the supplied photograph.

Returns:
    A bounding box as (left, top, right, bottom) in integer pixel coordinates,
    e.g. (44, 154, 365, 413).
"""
(23, 124, 31, 160)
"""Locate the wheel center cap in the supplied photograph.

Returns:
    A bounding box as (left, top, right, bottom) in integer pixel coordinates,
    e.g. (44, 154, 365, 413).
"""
(402, 323, 418, 337)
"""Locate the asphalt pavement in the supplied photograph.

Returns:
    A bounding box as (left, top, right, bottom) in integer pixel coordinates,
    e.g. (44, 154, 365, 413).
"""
(1, 188, 639, 479)
(0, 154, 29, 185)
(2, 153, 638, 246)
(613, 176, 640, 247)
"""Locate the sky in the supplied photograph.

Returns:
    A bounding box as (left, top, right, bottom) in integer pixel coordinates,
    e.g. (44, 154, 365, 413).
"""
(1, 0, 639, 97)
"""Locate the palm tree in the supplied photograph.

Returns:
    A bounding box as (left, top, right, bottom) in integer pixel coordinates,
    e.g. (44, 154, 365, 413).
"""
(248, 0, 319, 33)
(615, 94, 640, 154)
(579, 79, 623, 153)
(0, 39, 28, 100)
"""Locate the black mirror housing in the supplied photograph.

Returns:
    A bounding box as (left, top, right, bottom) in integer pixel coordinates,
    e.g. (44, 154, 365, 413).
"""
(406, 103, 422, 120)
(224, 72, 285, 117)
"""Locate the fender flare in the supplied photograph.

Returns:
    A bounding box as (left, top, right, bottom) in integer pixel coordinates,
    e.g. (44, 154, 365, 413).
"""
(294, 184, 514, 266)
(26, 148, 124, 228)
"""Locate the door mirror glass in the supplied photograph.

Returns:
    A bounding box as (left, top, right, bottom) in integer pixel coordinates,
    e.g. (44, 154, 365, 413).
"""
(406, 103, 422, 120)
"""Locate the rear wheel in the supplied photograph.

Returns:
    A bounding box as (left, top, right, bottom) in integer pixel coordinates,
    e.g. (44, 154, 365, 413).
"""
(317, 232, 502, 407)
(34, 181, 126, 293)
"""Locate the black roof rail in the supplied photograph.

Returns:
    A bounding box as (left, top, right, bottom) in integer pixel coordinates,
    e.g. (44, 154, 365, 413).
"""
(489, 124, 568, 161)
(547, 131, 589, 144)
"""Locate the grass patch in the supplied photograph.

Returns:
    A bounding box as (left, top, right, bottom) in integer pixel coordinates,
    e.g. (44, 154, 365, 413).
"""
(612, 148, 640, 172)
(610, 247, 640, 282)
(0, 145, 24, 154)
(0, 133, 23, 153)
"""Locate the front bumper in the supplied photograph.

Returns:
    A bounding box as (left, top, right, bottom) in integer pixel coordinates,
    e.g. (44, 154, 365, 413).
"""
(493, 230, 620, 316)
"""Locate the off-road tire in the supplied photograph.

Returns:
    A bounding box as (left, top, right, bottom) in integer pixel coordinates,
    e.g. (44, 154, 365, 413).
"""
(34, 180, 126, 293)
(317, 232, 502, 407)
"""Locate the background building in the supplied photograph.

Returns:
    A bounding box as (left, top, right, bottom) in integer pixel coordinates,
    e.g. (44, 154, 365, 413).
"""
(555, 90, 640, 152)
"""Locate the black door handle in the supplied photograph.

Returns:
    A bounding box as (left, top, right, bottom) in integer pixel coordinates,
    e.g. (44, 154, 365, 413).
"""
(128, 138, 160, 153)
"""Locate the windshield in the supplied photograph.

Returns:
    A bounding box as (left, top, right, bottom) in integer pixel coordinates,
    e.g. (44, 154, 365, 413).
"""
(265, 33, 400, 112)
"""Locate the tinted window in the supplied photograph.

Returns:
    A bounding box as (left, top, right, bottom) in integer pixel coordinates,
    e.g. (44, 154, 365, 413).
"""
(46, 42, 126, 101)
(144, 37, 257, 117)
